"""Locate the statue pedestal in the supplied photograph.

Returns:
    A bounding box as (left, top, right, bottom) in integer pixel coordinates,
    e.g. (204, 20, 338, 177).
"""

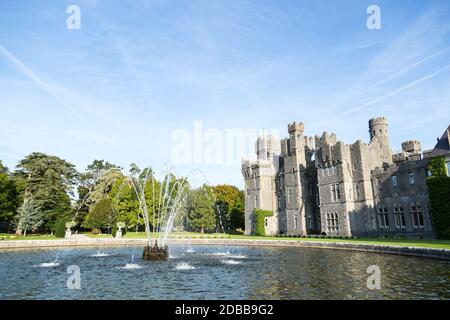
(116, 229, 123, 238)
(65, 228, 72, 239)
(143, 244, 169, 260)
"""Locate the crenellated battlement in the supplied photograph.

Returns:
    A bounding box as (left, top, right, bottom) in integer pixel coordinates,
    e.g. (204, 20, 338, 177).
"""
(401, 140, 421, 153)
(315, 132, 337, 146)
(288, 121, 304, 133)
(369, 116, 388, 127)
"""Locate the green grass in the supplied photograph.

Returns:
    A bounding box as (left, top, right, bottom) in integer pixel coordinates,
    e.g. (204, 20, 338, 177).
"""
(0, 233, 57, 241)
(2, 231, 450, 249)
(83, 231, 232, 239)
(229, 235, 450, 249)
(84, 232, 450, 249)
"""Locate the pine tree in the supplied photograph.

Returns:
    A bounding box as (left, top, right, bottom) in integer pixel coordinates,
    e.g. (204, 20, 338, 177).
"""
(17, 196, 44, 237)
(187, 184, 216, 233)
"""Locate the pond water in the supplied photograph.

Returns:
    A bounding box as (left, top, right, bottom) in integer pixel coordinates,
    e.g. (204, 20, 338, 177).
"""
(0, 245, 449, 299)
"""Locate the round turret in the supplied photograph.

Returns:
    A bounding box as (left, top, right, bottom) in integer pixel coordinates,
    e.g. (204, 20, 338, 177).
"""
(369, 116, 389, 145)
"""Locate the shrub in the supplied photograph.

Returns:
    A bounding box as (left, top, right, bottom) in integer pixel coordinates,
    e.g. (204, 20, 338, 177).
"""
(54, 218, 68, 238)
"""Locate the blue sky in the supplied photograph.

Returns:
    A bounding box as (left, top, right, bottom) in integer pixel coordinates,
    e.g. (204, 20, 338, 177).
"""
(0, 0, 449, 188)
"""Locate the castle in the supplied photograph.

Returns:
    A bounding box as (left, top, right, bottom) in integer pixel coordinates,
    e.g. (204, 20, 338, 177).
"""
(242, 117, 450, 238)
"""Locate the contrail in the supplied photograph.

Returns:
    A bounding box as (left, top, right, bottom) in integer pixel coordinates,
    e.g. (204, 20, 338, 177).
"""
(313, 46, 450, 120)
(365, 46, 450, 91)
(0, 44, 92, 127)
(339, 63, 450, 117)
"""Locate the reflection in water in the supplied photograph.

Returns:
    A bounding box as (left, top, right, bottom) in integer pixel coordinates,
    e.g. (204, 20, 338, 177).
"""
(0, 245, 448, 299)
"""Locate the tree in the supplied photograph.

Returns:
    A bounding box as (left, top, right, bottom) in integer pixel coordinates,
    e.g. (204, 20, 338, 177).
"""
(16, 195, 44, 237)
(230, 208, 245, 231)
(212, 184, 245, 231)
(14, 153, 78, 232)
(0, 161, 19, 223)
(83, 198, 116, 232)
(75, 160, 121, 226)
(187, 184, 216, 233)
(86, 169, 124, 206)
(110, 176, 142, 231)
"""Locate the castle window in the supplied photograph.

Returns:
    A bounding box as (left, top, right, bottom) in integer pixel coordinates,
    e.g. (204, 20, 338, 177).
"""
(348, 188, 352, 200)
(294, 214, 298, 229)
(355, 185, 360, 201)
(378, 207, 389, 228)
(331, 184, 341, 202)
(408, 172, 415, 184)
(411, 205, 424, 228)
(326, 213, 339, 232)
(324, 166, 336, 176)
(394, 206, 405, 229)
(265, 218, 268, 227)
(254, 194, 258, 207)
(391, 175, 397, 187)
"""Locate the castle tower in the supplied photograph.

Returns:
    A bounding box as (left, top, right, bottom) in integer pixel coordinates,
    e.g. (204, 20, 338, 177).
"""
(369, 117, 389, 147)
(401, 140, 422, 161)
(288, 122, 304, 154)
(255, 136, 268, 160)
(401, 140, 421, 154)
(283, 121, 310, 235)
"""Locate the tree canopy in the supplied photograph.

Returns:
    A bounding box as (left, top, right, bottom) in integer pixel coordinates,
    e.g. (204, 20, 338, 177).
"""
(14, 153, 77, 232)
(0, 155, 245, 236)
(0, 161, 19, 223)
(187, 184, 216, 233)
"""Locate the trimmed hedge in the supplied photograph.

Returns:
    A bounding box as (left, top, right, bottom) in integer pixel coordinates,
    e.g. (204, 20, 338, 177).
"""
(253, 209, 273, 236)
(427, 176, 450, 239)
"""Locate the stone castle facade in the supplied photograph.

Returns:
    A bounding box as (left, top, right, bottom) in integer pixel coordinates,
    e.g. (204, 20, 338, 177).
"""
(242, 117, 450, 238)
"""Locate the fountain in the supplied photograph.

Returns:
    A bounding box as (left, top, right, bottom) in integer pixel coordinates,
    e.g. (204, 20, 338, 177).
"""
(123, 168, 189, 261)
(143, 241, 169, 260)
(69, 166, 201, 261)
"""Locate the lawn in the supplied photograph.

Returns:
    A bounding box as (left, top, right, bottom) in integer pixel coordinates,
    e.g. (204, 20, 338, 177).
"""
(0, 233, 57, 241)
(84, 232, 450, 249)
(2, 231, 450, 249)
